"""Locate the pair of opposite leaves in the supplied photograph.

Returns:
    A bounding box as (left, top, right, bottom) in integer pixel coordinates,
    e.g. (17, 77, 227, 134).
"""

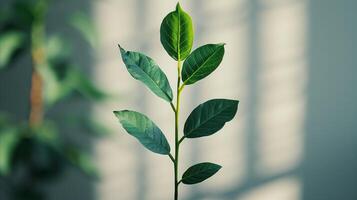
(114, 3, 239, 185)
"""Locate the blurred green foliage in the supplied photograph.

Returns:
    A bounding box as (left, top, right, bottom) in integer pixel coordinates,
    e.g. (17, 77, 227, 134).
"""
(0, 0, 110, 199)
(0, 31, 25, 69)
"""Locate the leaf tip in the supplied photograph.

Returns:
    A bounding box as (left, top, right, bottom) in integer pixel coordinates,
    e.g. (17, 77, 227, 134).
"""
(113, 110, 119, 117)
(218, 43, 226, 46)
(176, 2, 182, 11)
(113, 110, 126, 119)
(232, 100, 240, 117)
(118, 44, 126, 55)
(232, 99, 239, 105)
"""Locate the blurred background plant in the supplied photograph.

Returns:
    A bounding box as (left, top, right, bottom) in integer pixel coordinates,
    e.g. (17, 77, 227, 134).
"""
(0, 0, 109, 199)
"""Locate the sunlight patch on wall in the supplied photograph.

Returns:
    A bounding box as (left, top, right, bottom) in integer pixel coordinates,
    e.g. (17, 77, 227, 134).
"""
(257, 0, 307, 177)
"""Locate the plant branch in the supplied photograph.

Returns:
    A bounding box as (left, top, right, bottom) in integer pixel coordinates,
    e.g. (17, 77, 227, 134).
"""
(170, 102, 176, 113)
(178, 136, 185, 145)
(174, 59, 182, 200)
(169, 153, 175, 163)
(179, 84, 185, 93)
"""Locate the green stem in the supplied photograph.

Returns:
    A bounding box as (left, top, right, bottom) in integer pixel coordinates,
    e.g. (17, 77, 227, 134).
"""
(170, 102, 176, 112)
(178, 136, 185, 145)
(169, 153, 175, 163)
(179, 84, 185, 93)
(174, 60, 182, 200)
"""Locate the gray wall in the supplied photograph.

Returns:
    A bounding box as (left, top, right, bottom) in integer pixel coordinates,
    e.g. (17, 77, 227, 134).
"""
(303, 0, 357, 199)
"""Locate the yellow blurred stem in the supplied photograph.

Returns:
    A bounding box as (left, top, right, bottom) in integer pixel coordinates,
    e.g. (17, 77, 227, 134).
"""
(29, 0, 48, 125)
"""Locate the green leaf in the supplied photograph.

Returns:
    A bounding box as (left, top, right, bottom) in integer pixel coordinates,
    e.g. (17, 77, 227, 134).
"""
(32, 122, 60, 148)
(46, 35, 71, 61)
(182, 43, 225, 85)
(184, 99, 239, 138)
(0, 128, 20, 175)
(41, 61, 106, 106)
(182, 162, 222, 184)
(114, 110, 170, 155)
(70, 12, 98, 48)
(39, 62, 73, 105)
(160, 3, 194, 61)
(119, 46, 173, 102)
(0, 31, 25, 69)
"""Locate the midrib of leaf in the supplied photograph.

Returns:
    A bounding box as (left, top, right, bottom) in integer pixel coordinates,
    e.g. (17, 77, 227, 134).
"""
(123, 114, 168, 151)
(185, 102, 233, 137)
(183, 173, 200, 182)
(177, 8, 181, 60)
(130, 57, 171, 101)
(161, 27, 177, 52)
(183, 46, 222, 85)
(183, 164, 219, 182)
(184, 168, 207, 180)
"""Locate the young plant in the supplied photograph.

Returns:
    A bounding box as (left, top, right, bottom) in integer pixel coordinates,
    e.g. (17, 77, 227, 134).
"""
(114, 3, 239, 199)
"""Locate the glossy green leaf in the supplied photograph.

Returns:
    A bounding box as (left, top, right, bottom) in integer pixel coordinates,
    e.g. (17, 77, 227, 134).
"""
(160, 3, 193, 61)
(114, 110, 170, 155)
(184, 99, 239, 138)
(119, 46, 173, 102)
(182, 44, 225, 85)
(182, 162, 221, 184)
(0, 31, 25, 69)
(0, 128, 19, 175)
